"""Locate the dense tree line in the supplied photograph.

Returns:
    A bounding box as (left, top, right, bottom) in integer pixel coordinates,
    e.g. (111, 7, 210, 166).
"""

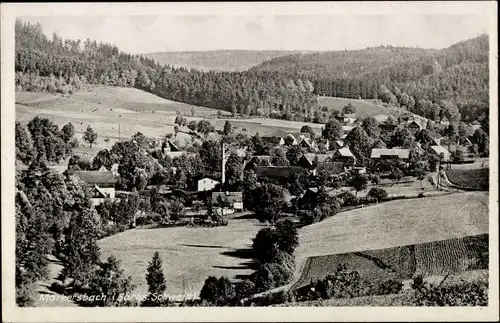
(15, 20, 316, 119)
(252, 35, 489, 123)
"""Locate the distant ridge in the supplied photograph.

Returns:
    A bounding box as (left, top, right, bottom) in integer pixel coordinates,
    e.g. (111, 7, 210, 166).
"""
(143, 50, 313, 71)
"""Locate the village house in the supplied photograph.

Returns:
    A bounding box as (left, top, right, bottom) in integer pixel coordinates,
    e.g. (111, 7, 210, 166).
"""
(407, 119, 427, 134)
(161, 139, 186, 159)
(370, 148, 410, 161)
(298, 137, 317, 151)
(197, 177, 220, 192)
(298, 153, 335, 171)
(211, 191, 244, 212)
(261, 136, 285, 147)
(73, 170, 117, 206)
(332, 147, 356, 167)
(430, 145, 451, 162)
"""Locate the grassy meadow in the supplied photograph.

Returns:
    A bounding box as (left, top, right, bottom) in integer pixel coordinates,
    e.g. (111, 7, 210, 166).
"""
(296, 191, 489, 258)
(98, 217, 267, 296)
(317, 96, 404, 118)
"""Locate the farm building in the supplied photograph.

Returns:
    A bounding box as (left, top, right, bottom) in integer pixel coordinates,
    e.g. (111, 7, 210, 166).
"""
(197, 177, 220, 192)
(261, 136, 285, 147)
(430, 145, 451, 162)
(299, 153, 335, 169)
(332, 147, 356, 166)
(407, 119, 427, 133)
(370, 148, 410, 161)
(212, 191, 244, 211)
(73, 170, 117, 206)
(299, 137, 317, 151)
(254, 166, 309, 179)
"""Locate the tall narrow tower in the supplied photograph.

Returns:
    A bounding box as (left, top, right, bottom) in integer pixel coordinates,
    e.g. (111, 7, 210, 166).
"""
(221, 142, 226, 189)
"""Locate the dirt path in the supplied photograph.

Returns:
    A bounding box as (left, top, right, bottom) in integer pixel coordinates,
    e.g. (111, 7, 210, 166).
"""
(34, 255, 77, 307)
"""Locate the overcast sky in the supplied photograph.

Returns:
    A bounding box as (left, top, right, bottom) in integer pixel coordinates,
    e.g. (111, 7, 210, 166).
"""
(20, 14, 489, 54)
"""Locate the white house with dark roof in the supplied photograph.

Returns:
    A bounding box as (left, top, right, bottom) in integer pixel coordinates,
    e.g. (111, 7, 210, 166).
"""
(73, 170, 117, 205)
(197, 177, 220, 192)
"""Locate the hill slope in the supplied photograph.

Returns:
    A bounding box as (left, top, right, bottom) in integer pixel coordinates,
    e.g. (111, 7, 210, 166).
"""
(144, 50, 308, 71)
(251, 35, 489, 122)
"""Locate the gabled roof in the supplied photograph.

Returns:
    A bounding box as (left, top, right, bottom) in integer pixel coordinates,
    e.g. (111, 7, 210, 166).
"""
(335, 147, 355, 158)
(73, 171, 116, 184)
(370, 148, 410, 159)
(299, 137, 316, 148)
(302, 153, 334, 165)
(407, 119, 427, 130)
(261, 136, 283, 145)
(91, 185, 108, 198)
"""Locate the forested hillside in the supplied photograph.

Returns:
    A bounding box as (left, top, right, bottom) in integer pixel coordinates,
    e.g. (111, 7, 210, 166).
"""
(15, 20, 316, 119)
(144, 50, 306, 72)
(15, 19, 489, 124)
(252, 35, 489, 123)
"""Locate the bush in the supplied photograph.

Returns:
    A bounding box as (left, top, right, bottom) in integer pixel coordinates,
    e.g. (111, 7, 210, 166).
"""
(337, 191, 358, 207)
(367, 188, 388, 201)
(250, 262, 293, 292)
(199, 276, 236, 306)
(296, 264, 364, 301)
(413, 280, 488, 306)
(250, 290, 296, 306)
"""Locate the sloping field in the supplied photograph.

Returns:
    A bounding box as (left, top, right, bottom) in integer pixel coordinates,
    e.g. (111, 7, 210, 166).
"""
(15, 86, 329, 156)
(446, 169, 489, 191)
(292, 234, 488, 290)
(317, 96, 404, 118)
(296, 192, 488, 258)
(98, 217, 266, 297)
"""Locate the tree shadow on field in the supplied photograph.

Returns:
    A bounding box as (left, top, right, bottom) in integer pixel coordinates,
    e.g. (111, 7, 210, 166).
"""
(179, 243, 226, 249)
(215, 247, 259, 278)
(221, 247, 254, 259)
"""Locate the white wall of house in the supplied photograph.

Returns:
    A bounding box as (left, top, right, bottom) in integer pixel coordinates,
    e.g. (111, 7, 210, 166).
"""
(100, 187, 115, 199)
(197, 178, 219, 192)
(233, 202, 244, 211)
